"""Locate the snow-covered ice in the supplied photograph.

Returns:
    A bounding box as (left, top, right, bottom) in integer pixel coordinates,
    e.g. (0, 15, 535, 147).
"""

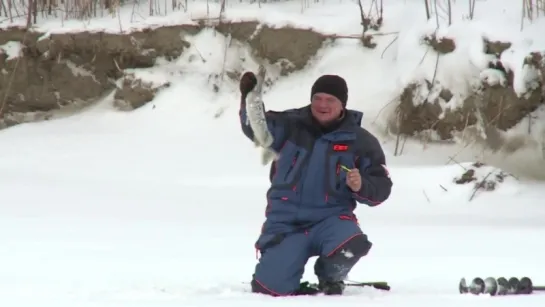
(1, 0, 545, 306)
(1, 81, 545, 306)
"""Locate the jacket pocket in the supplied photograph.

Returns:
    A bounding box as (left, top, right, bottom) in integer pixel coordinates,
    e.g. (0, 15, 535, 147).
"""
(271, 141, 307, 187)
(327, 152, 356, 199)
(255, 233, 286, 252)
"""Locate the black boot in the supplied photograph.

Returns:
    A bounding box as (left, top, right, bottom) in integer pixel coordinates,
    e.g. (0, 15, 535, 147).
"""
(319, 280, 346, 295)
(314, 234, 372, 295)
(294, 281, 321, 295)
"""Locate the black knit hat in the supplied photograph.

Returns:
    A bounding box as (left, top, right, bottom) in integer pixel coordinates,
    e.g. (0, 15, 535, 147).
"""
(310, 75, 348, 107)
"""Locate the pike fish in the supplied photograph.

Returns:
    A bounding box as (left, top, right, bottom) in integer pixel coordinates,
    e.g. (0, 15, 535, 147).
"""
(245, 65, 277, 165)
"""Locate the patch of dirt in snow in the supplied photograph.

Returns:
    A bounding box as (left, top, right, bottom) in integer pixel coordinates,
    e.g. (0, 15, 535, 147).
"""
(0, 25, 199, 128)
(390, 35, 544, 153)
(0, 20, 341, 129)
(453, 162, 515, 199)
(423, 34, 456, 54)
(215, 22, 327, 75)
(113, 71, 171, 111)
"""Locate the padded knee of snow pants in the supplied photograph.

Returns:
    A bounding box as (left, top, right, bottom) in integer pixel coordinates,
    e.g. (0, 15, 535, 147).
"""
(251, 232, 311, 296)
(314, 233, 372, 282)
(310, 214, 367, 257)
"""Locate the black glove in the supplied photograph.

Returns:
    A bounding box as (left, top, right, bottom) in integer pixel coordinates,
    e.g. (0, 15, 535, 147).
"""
(239, 71, 257, 96)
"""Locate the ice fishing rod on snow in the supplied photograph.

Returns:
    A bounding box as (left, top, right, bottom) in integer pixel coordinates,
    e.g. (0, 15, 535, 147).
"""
(345, 280, 391, 291)
(459, 276, 545, 296)
(241, 280, 391, 293)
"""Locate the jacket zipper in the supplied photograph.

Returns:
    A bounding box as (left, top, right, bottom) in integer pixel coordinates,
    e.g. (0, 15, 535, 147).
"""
(335, 159, 341, 190)
(284, 151, 300, 181)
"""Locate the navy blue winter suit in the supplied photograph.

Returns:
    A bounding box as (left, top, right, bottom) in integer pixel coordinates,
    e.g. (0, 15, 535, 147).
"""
(239, 99, 392, 296)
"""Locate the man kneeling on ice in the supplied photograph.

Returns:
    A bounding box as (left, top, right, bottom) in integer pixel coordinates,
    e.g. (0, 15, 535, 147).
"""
(238, 72, 393, 296)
